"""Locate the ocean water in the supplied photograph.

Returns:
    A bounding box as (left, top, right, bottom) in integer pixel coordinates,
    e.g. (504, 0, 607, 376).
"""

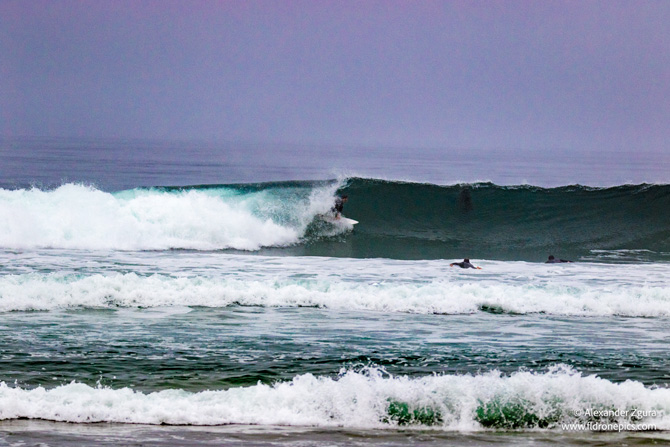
(1, 137, 670, 446)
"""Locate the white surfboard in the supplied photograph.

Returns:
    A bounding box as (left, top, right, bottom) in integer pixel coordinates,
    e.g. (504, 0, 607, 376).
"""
(320, 215, 358, 226)
(337, 217, 358, 226)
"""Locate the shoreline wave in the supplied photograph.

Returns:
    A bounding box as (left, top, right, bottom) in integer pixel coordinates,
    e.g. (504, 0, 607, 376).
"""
(1, 366, 668, 430)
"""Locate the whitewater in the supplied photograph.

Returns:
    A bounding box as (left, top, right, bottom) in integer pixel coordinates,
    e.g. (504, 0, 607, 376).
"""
(0, 182, 344, 251)
(1, 251, 670, 317)
(2, 366, 670, 429)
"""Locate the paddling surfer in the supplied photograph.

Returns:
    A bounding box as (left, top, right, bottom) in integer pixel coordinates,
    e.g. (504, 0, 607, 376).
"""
(450, 258, 482, 269)
(545, 255, 572, 263)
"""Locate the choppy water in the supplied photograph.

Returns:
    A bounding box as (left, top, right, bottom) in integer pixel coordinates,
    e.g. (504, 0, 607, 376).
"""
(1, 137, 669, 446)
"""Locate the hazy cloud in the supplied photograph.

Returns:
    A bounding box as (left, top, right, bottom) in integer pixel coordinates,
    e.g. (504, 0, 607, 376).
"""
(2, 0, 669, 152)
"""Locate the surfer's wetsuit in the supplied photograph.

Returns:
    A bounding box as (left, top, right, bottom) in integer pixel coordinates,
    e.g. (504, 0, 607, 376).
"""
(332, 197, 344, 214)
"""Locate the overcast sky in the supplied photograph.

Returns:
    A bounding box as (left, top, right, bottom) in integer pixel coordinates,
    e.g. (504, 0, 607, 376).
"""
(1, 0, 669, 153)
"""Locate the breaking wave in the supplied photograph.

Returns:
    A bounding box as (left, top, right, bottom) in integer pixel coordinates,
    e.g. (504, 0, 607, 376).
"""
(1, 178, 669, 261)
(1, 366, 668, 430)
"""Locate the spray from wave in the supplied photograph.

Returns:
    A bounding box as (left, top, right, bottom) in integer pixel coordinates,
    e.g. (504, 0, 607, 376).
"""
(0, 181, 347, 251)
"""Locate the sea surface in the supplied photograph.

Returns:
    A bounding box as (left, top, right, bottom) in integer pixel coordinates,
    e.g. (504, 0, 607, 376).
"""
(1, 137, 669, 446)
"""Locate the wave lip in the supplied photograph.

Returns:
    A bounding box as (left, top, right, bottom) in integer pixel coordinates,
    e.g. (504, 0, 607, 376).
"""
(1, 366, 668, 430)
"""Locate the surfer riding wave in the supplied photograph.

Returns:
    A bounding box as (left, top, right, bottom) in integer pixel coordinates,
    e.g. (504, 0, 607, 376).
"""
(331, 195, 348, 220)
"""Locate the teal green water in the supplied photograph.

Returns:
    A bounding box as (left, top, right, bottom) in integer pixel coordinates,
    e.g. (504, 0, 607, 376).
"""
(2, 307, 669, 392)
(260, 178, 670, 261)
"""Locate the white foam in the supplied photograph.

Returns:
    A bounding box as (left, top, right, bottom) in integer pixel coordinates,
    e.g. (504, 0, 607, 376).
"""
(0, 183, 345, 251)
(1, 366, 669, 430)
(2, 266, 670, 316)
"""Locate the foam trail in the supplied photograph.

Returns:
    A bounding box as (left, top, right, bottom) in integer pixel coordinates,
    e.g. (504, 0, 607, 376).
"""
(1, 366, 668, 430)
(2, 272, 670, 316)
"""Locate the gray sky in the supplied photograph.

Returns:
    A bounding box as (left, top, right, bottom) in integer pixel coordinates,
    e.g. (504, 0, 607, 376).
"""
(2, 0, 669, 152)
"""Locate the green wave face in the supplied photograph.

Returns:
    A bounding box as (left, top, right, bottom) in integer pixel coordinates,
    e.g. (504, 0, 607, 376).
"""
(302, 178, 670, 262)
(200, 177, 666, 262)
